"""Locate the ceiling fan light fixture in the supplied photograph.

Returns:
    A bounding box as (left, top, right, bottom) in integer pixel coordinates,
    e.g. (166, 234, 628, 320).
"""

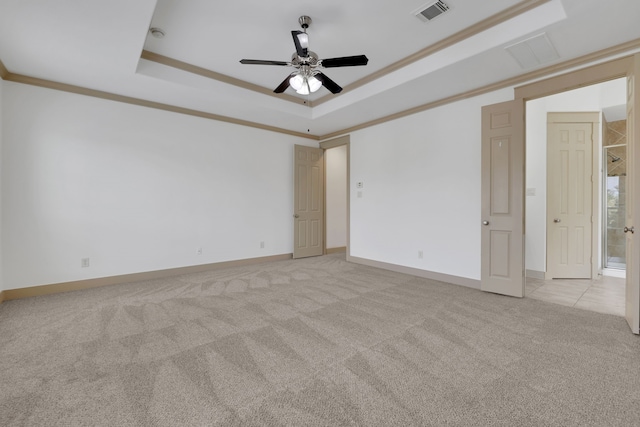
(297, 86, 311, 95)
(290, 74, 321, 95)
(289, 74, 305, 91)
(239, 14, 364, 96)
(307, 76, 321, 92)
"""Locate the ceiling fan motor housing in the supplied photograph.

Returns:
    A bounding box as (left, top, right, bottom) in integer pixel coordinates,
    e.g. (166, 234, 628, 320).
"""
(292, 51, 318, 66)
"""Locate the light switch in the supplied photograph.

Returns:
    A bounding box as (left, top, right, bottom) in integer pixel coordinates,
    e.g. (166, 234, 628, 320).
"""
(357, 191, 363, 198)
(526, 188, 536, 196)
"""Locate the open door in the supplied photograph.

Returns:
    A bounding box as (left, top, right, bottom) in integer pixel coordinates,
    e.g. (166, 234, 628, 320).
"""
(625, 57, 639, 334)
(293, 145, 324, 259)
(481, 100, 525, 297)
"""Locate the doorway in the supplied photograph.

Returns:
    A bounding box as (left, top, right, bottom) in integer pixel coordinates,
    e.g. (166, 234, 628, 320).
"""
(320, 135, 350, 256)
(481, 54, 639, 333)
(524, 79, 627, 315)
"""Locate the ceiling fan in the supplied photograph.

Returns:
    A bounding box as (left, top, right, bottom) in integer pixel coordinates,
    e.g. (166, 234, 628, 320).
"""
(240, 16, 369, 95)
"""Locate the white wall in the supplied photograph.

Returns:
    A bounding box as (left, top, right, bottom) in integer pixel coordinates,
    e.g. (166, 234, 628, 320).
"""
(325, 145, 347, 249)
(1, 82, 315, 290)
(349, 88, 513, 280)
(525, 78, 626, 274)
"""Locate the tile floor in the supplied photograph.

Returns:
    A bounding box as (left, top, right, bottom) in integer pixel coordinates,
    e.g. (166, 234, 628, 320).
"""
(526, 274, 626, 317)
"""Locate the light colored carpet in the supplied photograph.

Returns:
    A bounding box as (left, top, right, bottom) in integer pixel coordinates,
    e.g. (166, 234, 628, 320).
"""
(1, 254, 638, 426)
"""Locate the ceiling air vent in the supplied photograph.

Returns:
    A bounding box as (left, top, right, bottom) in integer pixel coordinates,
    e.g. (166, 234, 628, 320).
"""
(413, 1, 451, 23)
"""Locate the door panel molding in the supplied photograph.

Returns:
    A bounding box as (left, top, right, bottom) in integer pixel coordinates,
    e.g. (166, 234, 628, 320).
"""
(294, 145, 325, 259)
(481, 100, 525, 297)
(546, 112, 599, 279)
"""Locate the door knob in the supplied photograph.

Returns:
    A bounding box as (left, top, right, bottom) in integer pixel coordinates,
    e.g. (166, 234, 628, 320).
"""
(482, 221, 489, 226)
(293, 214, 299, 218)
(624, 226, 635, 234)
(554, 218, 561, 223)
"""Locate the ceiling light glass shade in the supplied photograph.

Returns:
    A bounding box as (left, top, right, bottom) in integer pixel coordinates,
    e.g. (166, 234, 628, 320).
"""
(297, 33, 309, 49)
(289, 74, 305, 91)
(289, 74, 322, 95)
(307, 76, 321, 92)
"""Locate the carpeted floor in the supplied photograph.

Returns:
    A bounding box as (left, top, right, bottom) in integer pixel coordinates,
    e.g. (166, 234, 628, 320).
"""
(1, 254, 639, 426)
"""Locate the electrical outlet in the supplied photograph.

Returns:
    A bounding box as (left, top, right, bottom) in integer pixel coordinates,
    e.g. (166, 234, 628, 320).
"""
(418, 250, 423, 259)
(260, 241, 265, 249)
(197, 247, 202, 255)
(81, 257, 90, 268)
(357, 181, 364, 189)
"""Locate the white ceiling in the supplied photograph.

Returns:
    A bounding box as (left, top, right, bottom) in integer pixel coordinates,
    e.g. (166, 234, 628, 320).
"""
(1, 0, 640, 137)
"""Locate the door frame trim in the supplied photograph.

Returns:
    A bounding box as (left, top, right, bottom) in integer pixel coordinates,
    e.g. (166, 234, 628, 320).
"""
(545, 111, 600, 280)
(515, 57, 632, 101)
(320, 135, 351, 259)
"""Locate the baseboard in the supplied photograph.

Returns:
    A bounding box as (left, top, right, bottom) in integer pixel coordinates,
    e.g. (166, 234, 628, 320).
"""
(326, 246, 347, 254)
(348, 256, 480, 290)
(0, 290, 5, 305)
(525, 269, 546, 279)
(3, 253, 293, 302)
(602, 268, 626, 278)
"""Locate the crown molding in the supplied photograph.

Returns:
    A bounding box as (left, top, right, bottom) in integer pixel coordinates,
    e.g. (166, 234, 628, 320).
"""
(140, 50, 307, 106)
(318, 38, 640, 140)
(2, 71, 318, 140)
(2, 38, 639, 142)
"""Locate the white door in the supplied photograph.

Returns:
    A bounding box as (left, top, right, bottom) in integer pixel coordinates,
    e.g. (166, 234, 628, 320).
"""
(625, 58, 639, 334)
(293, 145, 324, 259)
(481, 100, 525, 297)
(546, 113, 598, 279)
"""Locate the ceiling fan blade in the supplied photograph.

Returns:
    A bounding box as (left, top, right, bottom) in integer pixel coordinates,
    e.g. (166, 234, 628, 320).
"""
(321, 55, 369, 68)
(315, 72, 342, 94)
(240, 59, 289, 66)
(274, 74, 293, 93)
(291, 31, 308, 57)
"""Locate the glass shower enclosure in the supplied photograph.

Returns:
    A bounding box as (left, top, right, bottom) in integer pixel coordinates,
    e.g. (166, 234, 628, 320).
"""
(603, 122, 626, 270)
